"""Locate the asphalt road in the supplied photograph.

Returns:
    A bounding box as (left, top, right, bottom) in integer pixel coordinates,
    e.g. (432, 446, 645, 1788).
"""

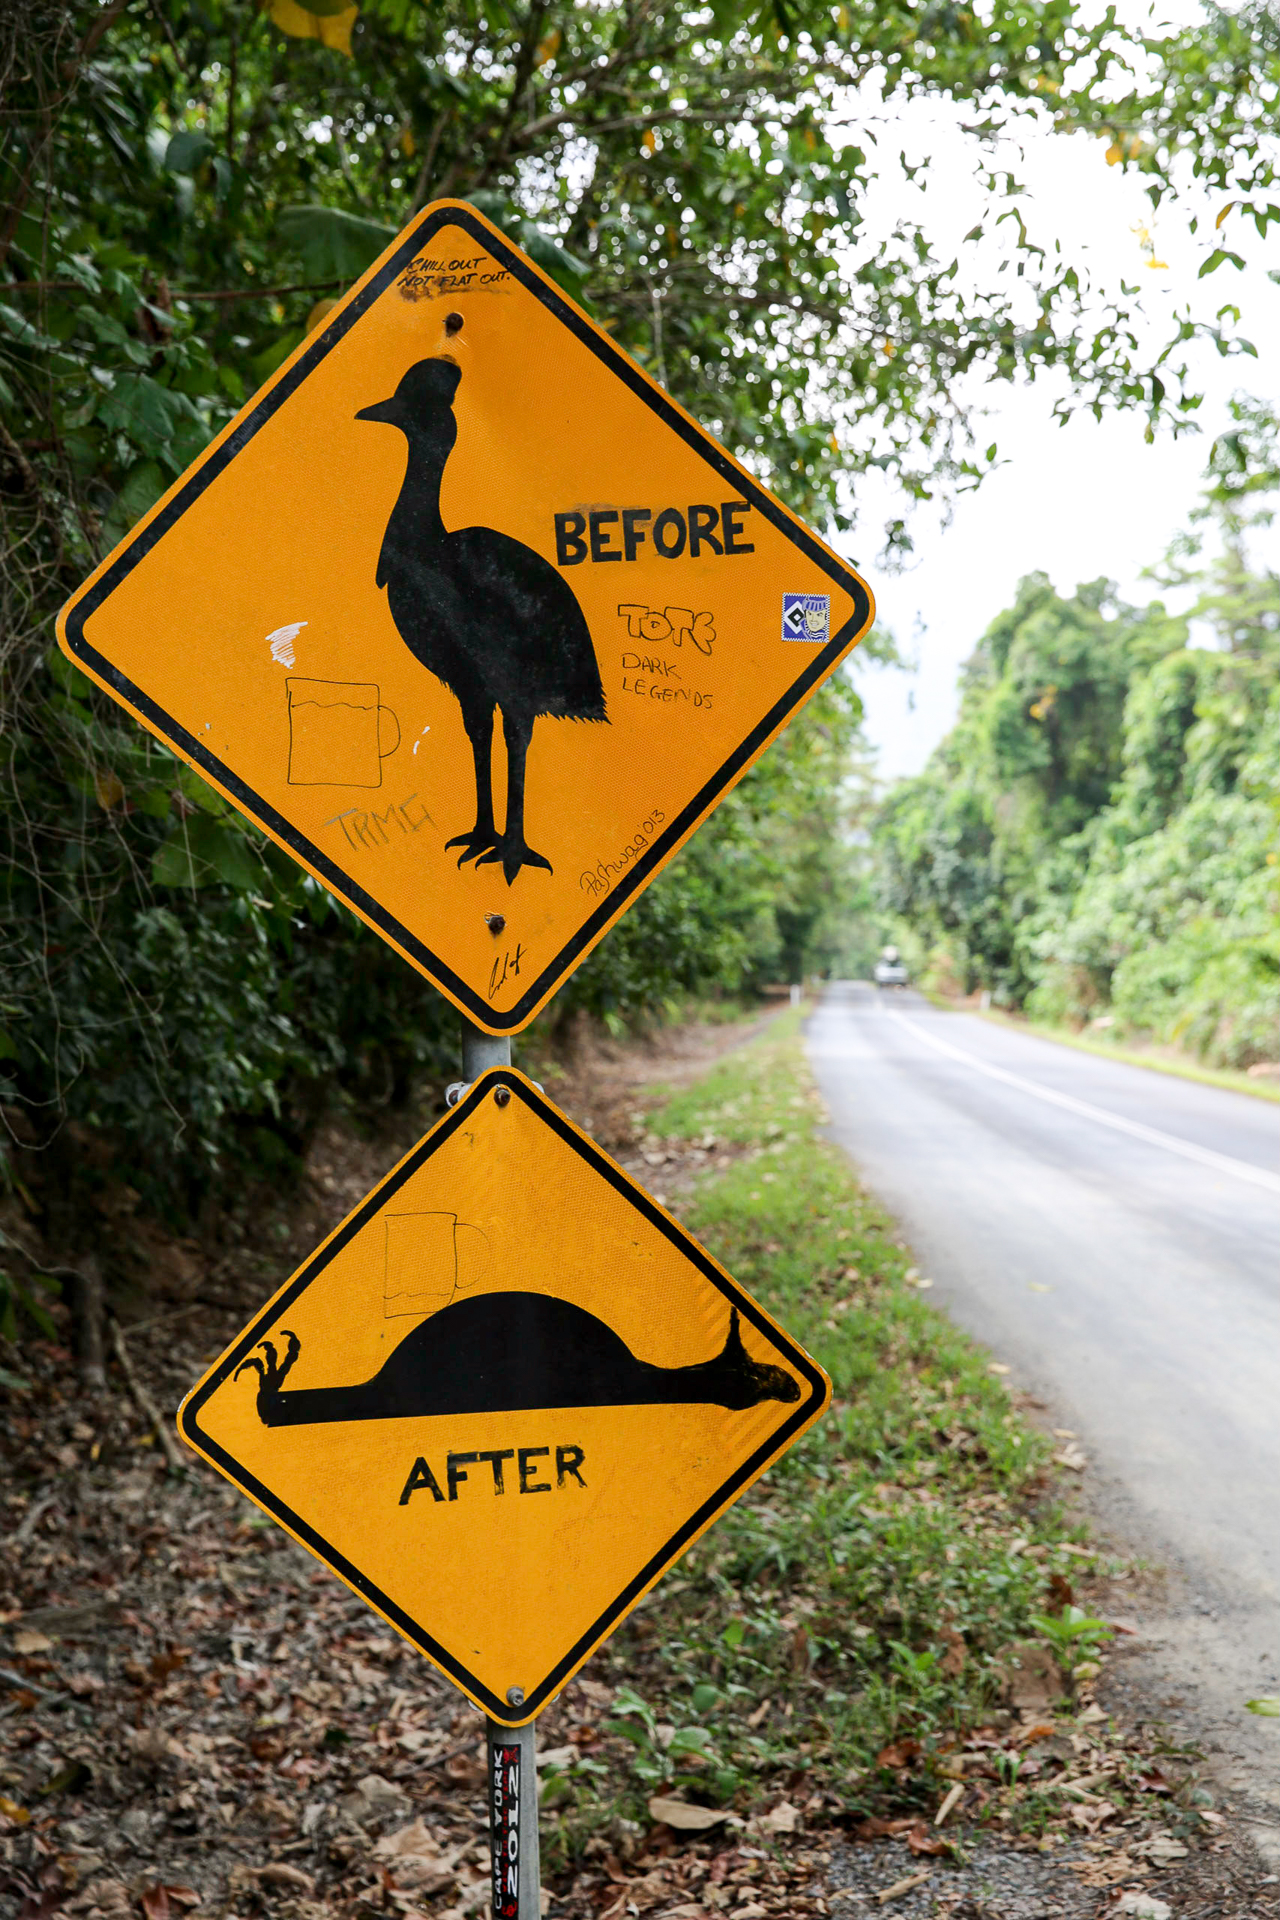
(807, 983, 1280, 1816)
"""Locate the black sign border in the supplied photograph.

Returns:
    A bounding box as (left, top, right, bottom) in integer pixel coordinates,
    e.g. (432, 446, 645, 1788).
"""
(61, 203, 872, 1031)
(179, 1068, 829, 1724)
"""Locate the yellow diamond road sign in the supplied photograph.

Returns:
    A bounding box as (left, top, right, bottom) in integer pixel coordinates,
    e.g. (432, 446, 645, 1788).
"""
(58, 200, 873, 1034)
(178, 1070, 829, 1724)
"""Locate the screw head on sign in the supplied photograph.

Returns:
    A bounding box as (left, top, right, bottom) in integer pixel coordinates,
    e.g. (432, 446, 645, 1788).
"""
(485, 913, 506, 936)
(444, 311, 464, 335)
(506, 1686, 525, 1707)
(494, 1085, 511, 1108)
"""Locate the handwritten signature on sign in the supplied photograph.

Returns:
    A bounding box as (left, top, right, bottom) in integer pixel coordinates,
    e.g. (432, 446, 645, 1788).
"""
(579, 809, 667, 898)
(325, 792, 432, 852)
(488, 943, 526, 1001)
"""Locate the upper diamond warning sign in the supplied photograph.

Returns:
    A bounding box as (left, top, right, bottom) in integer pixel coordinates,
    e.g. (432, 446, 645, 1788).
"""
(57, 200, 873, 1032)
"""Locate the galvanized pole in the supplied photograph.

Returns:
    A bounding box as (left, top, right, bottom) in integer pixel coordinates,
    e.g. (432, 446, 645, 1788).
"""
(486, 1701, 540, 1920)
(462, 1017, 512, 1084)
(459, 1018, 541, 1920)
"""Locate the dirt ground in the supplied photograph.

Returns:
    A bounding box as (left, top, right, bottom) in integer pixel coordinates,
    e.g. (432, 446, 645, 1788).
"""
(3, 1010, 1278, 1920)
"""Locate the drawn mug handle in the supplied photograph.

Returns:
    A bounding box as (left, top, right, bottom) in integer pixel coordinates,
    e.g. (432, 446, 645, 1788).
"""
(377, 705, 400, 757)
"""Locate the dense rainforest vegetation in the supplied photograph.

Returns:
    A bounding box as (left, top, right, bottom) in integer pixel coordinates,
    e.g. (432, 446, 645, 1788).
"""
(1, 0, 1276, 1238)
(872, 397, 1279, 1069)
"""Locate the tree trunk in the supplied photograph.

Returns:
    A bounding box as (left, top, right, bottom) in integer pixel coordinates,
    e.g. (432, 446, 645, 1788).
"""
(69, 1253, 106, 1390)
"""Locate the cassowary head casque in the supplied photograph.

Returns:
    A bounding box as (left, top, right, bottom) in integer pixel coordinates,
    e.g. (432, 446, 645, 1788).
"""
(356, 356, 461, 436)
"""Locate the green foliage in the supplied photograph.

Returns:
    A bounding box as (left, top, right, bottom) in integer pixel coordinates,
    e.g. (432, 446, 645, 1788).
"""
(276, 205, 398, 281)
(873, 575, 1186, 997)
(871, 408, 1280, 1067)
(0, 1267, 60, 1345)
(0, 0, 1271, 1202)
(1029, 1604, 1114, 1675)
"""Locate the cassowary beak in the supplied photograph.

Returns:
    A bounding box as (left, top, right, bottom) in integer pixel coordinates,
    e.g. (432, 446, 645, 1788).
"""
(355, 396, 400, 425)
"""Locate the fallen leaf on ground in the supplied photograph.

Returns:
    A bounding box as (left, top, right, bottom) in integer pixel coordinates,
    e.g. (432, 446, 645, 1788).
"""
(938, 1629, 966, 1677)
(1015, 1720, 1058, 1747)
(876, 1869, 930, 1904)
(1070, 1798, 1118, 1833)
(12, 1629, 54, 1654)
(253, 1864, 315, 1894)
(756, 1799, 800, 1833)
(373, 1817, 461, 1893)
(905, 1820, 951, 1857)
(647, 1796, 743, 1832)
(995, 1642, 1065, 1714)
(1137, 1834, 1189, 1866)
(1066, 1842, 1132, 1884)
(1113, 1896, 1172, 1920)
(874, 1738, 920, 1770)
(1045, 1572, 1074, 1610)
(854, 1816, 917, 1840)
(934, 1783, 964, 1827)
(125, 1728, 185, 1767)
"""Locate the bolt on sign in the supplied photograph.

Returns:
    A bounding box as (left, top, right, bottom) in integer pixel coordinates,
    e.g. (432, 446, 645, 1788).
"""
(177, 1071, 830, 1725)
(57, 200, 873, 1035)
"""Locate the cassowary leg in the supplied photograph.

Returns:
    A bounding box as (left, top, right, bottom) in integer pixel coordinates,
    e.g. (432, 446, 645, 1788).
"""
(477, 711, 553, 885)
(445, 705, 499, 865)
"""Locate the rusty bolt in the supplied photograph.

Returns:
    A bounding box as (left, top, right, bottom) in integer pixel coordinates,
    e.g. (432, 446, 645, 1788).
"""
(494, 1085, 511, 1108)
(444, 311, 464, 335)
(485, 912, 506, 936)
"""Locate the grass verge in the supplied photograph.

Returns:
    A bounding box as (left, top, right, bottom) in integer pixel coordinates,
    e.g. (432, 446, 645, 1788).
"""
(542, 1014, 1142, 1865)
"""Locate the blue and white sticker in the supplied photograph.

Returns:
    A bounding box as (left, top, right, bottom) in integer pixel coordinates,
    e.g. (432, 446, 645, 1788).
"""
(781, 592, 830, 643)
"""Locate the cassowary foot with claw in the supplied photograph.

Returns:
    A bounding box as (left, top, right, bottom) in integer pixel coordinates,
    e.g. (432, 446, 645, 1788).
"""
(234, 1330, 301, 1423)
(445, 826, 501, 868)
(475, 831, 553, 886)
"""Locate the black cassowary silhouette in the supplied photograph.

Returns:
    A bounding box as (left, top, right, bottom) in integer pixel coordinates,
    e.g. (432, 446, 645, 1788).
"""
(234, 1292, 800, 1427)
(357, 358, 607, 884)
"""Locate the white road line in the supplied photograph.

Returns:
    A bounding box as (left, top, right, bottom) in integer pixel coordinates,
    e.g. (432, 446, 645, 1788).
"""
(883, 1005, 1280, 1197)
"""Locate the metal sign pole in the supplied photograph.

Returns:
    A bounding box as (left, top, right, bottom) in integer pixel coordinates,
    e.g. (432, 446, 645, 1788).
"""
(460, 1018, 541, 1920)
(486, 1707, 540, 1920)
(462, 1018, 512, 1084)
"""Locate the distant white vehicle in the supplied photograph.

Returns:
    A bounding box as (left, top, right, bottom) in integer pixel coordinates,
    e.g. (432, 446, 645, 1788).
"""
(874, 946, 909, 988)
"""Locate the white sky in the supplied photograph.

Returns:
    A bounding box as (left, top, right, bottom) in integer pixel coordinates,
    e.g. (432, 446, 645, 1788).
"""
(838, 92, 1280, 780)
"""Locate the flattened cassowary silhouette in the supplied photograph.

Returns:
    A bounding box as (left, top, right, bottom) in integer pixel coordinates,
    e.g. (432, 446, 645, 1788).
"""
(357, 358, 607, 884)
(234, 1293, 801, 1426)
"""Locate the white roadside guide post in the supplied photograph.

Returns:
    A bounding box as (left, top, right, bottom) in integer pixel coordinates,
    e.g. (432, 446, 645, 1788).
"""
(456, 1018, 540, 1920)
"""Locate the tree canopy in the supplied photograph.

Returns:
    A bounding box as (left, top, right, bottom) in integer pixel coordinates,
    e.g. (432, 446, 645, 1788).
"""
(871, 398, 1279, 1068)
(1, 0, 1275, 1198)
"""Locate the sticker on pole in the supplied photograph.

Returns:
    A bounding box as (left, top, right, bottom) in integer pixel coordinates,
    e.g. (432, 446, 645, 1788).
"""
(57, 199, 873, 1034)
(177, 1070, 829, 1724)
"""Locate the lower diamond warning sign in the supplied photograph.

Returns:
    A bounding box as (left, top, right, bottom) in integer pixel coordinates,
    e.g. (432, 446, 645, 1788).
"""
(178, 1069, 829, 1724)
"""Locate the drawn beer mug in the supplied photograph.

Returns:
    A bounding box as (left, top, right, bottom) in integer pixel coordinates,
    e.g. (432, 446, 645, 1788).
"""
(286, 677, 400, 787)
(384, 1211, 490, 1318)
